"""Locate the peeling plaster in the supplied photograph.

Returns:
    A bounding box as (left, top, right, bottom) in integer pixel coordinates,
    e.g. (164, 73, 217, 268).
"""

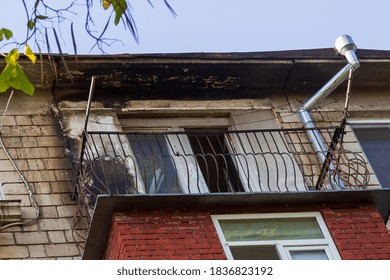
(121, 99, 272, 113)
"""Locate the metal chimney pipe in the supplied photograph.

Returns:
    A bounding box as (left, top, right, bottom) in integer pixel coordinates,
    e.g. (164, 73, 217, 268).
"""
(298, 35, 360, 190)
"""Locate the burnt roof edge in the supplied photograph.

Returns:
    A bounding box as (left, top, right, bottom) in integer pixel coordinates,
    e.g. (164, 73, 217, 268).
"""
(46, 48, 390, 62)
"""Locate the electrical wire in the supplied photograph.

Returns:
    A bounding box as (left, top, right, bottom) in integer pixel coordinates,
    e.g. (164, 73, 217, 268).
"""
(0, 90, 40, 231)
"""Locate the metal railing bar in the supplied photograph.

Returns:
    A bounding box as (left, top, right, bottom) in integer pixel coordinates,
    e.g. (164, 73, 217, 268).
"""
(77, 125, 371, 219)
(85, 126, 340, 136)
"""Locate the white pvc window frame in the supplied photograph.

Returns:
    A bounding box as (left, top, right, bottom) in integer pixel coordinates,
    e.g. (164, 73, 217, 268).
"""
(348, 119, 390, 134)
(212, 212, 341, 260)
(348, 119, 390, 126)
(0, 181, 5, 200)
(285, 245, 332, 260)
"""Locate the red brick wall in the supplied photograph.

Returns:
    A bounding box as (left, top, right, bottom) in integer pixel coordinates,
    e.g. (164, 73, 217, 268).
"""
(104, 210, 227, 260)
(104, 205, 390, 260)
(321, 206, 390, 260)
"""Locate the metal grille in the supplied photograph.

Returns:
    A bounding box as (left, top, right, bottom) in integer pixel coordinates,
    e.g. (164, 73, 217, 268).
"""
(75, 126, 370, 218)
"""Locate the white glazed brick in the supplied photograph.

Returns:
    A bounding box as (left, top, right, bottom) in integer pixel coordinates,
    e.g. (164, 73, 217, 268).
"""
(15, 232, 50, 245)
(28, 245, 47, 258)
(48, 231, 67, 243)
(44, 244, 80, 257)
(0, 246, 29, 259)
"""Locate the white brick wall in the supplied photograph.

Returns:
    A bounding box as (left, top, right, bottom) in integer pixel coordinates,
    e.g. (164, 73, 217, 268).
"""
(0, 113, 86, 259)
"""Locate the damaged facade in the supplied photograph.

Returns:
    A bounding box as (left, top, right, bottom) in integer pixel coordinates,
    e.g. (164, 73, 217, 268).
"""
(1, 40, 390, 259)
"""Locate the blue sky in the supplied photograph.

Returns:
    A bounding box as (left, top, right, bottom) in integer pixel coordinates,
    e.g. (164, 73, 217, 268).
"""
(2, 0, 390, 54)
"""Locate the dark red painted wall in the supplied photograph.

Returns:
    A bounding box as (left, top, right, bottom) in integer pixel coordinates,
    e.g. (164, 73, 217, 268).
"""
(104, 205, 390, 260)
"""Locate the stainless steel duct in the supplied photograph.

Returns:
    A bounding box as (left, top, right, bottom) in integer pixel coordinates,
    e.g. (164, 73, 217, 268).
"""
(298, 35, 360, 190)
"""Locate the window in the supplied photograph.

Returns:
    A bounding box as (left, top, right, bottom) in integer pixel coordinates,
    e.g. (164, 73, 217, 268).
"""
(118, 111, 305, 194)
(350, 121, 390, 188)
(121, 116, 232, 194)
(186, 128, 245, 193)
(128, 133, 181, 194)
(212, 212, 340, 260)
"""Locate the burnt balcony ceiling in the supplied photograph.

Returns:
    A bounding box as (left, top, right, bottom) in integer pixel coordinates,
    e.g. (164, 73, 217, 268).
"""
(51, 48, 390, 101)
(53, 55, 293, 101)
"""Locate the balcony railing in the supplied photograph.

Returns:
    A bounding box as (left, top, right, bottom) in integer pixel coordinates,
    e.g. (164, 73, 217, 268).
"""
(76, 126, 370, 212)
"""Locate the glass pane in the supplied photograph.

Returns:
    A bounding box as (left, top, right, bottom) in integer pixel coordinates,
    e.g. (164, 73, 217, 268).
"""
(128, 134, 180, 193)
(230, 245, 280, 260)
(353, 127, 390, 188)
(220, 218, 324, 241)
(290, 250, 328, 260)
(186, 129, 245, 193)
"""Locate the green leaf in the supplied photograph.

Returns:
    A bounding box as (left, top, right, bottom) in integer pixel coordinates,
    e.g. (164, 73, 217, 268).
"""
(4, 28, 12, 39)
(27, 20, 36, 30)
(0, 63, 17, 92)
(112, 0, 127, 25)
(10, 64, 35, 95)
(102, 0, 111, 10)
(0, 49, 35, 95)
(0, 28, 13, 41)
(36, 15, 48, 20)
(0, 63, 35, 95)
(0, 70, 9, 92)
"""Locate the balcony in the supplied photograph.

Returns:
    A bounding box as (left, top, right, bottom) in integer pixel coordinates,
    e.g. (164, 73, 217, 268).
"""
(77, 126, 371, 213)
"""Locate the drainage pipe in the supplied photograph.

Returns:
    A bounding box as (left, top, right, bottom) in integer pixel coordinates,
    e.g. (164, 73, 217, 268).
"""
(298, 35, 360, 190)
